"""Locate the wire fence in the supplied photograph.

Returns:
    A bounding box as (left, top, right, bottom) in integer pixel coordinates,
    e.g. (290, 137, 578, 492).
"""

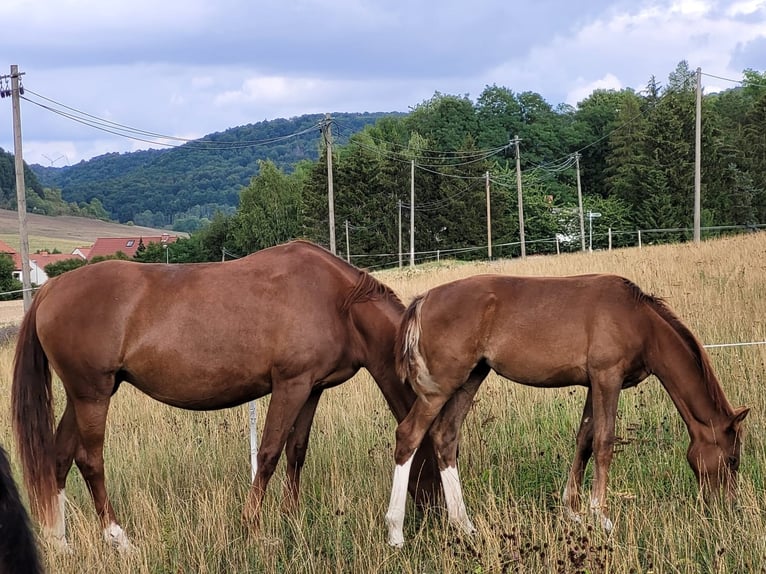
(349, 223, 766, 271)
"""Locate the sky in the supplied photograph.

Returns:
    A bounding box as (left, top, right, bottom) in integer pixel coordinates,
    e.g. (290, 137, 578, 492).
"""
(1, 0, 764, 167)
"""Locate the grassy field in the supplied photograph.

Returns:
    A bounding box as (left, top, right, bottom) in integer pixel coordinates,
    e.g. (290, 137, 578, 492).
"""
(0, 232, 765, 573)
(0, 208, 179, 253)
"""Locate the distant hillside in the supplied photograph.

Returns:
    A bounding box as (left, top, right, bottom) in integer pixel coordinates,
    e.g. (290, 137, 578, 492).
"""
(31, 112, 402, 228)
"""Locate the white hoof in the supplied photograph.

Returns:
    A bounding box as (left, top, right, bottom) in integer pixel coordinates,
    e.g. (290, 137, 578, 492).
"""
(104, 522, 134, 553)
(385, 511, 405, 548)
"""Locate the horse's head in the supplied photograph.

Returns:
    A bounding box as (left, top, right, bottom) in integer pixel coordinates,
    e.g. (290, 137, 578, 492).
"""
(687, 406, 749, 501)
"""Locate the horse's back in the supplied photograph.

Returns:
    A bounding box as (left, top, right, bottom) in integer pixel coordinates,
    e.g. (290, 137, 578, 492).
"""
(416, 274, 650, 387)
(32, 241, 365, 408)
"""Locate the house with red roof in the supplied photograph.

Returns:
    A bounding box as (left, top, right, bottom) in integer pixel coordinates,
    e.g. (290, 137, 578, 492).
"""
(87, 233, 177, 260)
(0, 240, 86, 286)
(0, 233, 179, 289)
(72, 245, 92, 259)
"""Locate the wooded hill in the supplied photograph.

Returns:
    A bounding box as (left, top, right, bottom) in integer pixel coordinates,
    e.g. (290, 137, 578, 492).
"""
(28, 112, 401, 230)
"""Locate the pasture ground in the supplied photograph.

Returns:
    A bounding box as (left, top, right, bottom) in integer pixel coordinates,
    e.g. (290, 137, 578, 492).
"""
(0, 228, 764, 573)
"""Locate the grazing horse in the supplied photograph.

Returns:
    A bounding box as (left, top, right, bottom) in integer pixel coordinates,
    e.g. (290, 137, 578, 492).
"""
(12, 240, 441, 550)
(0, 444, 43, 574)
(385, 273, 749, 547)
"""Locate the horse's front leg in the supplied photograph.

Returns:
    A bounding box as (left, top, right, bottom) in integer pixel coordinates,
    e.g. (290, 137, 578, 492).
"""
(563, 388, 594, 524)
(283, 390, 323, 514)
(588, 374, 621, 533)
(243, 378, 312, 533)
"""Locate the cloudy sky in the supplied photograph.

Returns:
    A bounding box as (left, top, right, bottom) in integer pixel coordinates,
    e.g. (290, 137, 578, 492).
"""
(1, 0, 764, 166)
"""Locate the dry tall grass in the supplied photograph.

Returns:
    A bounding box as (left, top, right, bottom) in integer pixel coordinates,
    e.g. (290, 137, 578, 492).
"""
(1, 234, 764, 573)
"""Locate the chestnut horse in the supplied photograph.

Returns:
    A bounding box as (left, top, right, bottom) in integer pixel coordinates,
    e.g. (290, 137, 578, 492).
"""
(11, 240, 440, 550)
(385, 273, 749, 547)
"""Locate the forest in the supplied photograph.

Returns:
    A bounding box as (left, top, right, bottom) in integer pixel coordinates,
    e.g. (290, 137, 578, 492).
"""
(16, 61, 766, 268)
(29, 112, 399, 229)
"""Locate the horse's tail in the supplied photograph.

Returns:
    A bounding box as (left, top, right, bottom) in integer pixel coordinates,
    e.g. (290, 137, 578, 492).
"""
(395, 294, 426, 384)
(0, 444, 43, 574)
(11, 292, 57, 527)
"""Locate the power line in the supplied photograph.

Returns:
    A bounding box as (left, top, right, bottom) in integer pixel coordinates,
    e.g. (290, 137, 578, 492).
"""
(701, 71, 766, 89)
(20, 88, 324, 151)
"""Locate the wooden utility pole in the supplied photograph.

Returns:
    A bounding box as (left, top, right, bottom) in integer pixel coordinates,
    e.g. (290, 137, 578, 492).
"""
(514, 135, 526, 259)
(574, 152, 586, 252)
(323, 114, 336, 254)
(8, 65, 32, 310)
(397, 199, 402, 268)
(693, 67, 702, 243)
(485, 171, 492, 259)
(344, 220, 350, 262)
(409, 159, 415, 267)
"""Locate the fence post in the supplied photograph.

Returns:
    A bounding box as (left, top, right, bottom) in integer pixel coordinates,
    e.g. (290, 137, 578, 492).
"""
(608, 228, 612, 251)
(249, 401, 258, 482)
(638, 230, 642, 249)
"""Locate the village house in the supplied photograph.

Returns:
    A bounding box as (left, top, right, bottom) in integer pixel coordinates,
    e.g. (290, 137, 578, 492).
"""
(0, 233, 178, 286)
(87, 233, 177, 260)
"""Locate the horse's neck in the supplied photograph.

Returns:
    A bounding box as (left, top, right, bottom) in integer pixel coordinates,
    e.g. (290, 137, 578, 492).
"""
(351, 300, 415, 424)
(648, 313, 732, 437)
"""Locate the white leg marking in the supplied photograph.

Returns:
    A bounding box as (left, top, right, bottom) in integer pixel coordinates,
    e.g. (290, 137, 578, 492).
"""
(441, 465, 475, 535)
(385, 451, 416, 548)
(562, 485, 582, 523)
(590, 496, 613, 533)
(103, 522, 133, 552)
(45, 489, 71, 551)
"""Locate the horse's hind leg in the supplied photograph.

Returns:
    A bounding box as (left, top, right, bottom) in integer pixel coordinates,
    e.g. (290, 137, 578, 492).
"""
(71, 397, 131, 551)
(427, 365, 489, 535)
(563, 388, 594, 523)
(386, 391, 453, 547)
(282, 389, 323, 514)
(49, 400, 79, 548)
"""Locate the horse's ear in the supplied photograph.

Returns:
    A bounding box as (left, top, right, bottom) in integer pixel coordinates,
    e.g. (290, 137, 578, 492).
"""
(731, 406, 750, 429)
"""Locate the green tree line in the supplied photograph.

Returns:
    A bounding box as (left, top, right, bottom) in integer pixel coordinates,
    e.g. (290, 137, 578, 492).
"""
(156, 61, 765, 268)
(17, 61, 766, 273)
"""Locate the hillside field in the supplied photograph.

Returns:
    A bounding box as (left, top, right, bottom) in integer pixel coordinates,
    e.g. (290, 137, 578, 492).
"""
(0, 209, 179, 254)
(0, 230, 764, 573)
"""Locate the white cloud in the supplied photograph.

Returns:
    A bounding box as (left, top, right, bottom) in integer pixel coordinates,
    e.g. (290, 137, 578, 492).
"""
(485, 0, 766, 106)
(566, 74, 624, 106)
(726, 0, 765, 16)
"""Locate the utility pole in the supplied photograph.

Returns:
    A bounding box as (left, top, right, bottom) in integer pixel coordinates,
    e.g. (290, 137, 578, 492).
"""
(485, 171, 492, 259)
(344, 220, 350, 263)
(574, 152, 586, 252)
(409, 159, 415, 267)
(3, 65, 32, 310)
(514, 135, 526, 259)
(693, 67, 702, 243)
(322, 114, 336, 254)
(397, 199, 402, 268)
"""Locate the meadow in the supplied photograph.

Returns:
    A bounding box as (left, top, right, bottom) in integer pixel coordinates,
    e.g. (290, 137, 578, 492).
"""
(1, 233, 765, 573)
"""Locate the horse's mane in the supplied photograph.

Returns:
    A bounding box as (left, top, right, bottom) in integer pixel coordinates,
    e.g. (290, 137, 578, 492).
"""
(622, 277, 729, 412)
(283, 239, 402, 312)
(341, 270, 404, 312)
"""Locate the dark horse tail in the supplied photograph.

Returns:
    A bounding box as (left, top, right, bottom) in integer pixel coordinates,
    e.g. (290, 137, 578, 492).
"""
(0, 444, 43, 574)
(11, 290, 57, 528)
(395, 294, 426, 384)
